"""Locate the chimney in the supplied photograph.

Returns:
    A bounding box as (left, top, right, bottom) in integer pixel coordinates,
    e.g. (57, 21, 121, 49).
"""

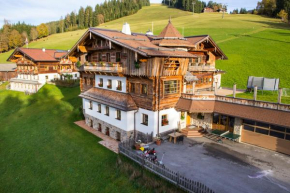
(122, 22, 131, 35)
(42, 48, 45, 52)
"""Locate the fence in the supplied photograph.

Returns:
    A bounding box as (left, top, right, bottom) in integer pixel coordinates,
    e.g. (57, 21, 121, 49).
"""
(119, 140, 215, 193)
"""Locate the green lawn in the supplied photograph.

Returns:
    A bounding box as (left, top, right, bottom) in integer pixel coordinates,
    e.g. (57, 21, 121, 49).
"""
(1, 4, 290, 89)
(0, 85, 182, 192)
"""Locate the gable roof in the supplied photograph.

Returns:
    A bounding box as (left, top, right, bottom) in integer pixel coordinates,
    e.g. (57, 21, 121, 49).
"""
(67, 28, 196, 58)
(186, 35, 228, 60)
(0, 63, 17, 71)
(7, 48, 67, 62)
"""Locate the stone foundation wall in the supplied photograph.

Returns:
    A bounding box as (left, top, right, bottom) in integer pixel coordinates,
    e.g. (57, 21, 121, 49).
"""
(84, 113, 133, 142)
(135, 130, 153, 144)
(189, 113, 213, 130)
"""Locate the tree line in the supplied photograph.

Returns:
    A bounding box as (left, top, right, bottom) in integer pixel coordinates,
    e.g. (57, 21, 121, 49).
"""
(161, 0, 226, 13)
(256, 0, 290, 23)
(0, 0, 150, 53)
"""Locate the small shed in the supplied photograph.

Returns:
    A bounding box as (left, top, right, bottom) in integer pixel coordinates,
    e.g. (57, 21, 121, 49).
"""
(0, 63, 17, 81)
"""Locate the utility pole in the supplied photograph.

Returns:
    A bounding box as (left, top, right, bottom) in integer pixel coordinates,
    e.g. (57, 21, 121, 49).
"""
(192, 2, 196, 15)
(168, 0, 170, 7)
(222, 4, 227, 19)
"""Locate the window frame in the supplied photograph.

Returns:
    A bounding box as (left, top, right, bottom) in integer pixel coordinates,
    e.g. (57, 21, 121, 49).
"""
(130, 82, 135, 93)
(141, 84, 147, 95)
(164, 80, 180, 95)
(107, 79, 112, 89)
(116, 80, 122, 91)
(89, 101, 93, 110)
(98, 104, 101, 113)
(98, 78, 103, 87)
(116, 109, 121, 120)
(105, 106, 110, 116)
(142, 114, 148, 126)
(161, 114, 169, 126)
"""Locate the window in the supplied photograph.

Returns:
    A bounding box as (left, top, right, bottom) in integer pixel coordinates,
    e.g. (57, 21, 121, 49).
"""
(98, 53, 102, 62)
(213, 113, 219, 124)
(116, 80, 122, 91)
(244, 125, 255, 132)
(106, 53, 111, 62)
(89, 101, 93, 110)
(197, 113, 204, 120)
(255, 128, 269, 135)
(286, 135, 290, 141)
(98, 78, 103, 87)
(161, 114, 168, 126)
(141, 84, 147, 95)
(84, 77, 87, 85)
(164, 80, 179, 94)
(90, 78, 94, 86)
(105, 106, 109, 116)
(130, 83, 135, 93)
(98, 104, 101, 113)
(270, 131, 285, 139)
(270, 125, 285, 132)
(142, 114, 148, 126)
(75, 74, 77, 77)
(243, 119, 255, 125)
(116, 109, 121, 120)
(256, 122, 269, 128)
(107, 79, 112, 89)
(116, 52, 121, 62)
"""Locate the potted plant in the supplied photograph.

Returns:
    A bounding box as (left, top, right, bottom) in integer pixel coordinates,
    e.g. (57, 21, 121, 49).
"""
(108, 62, 113, 67)
(162, 119, 168, 126)
(181, 112, 185, 120)
(100, 62, 105, 67)
(135, 140, 142, 150)
(155, 136, 161, 146)
(135, 61, 140, 69)
(84, 61, 89, 66)
(98, 83, 103, 87)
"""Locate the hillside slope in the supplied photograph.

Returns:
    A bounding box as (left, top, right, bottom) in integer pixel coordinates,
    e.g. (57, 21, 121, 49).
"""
(1, 4, 290, 89)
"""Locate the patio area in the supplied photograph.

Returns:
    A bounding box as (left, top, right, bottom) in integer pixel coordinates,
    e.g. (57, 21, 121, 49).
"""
(149, 137, 290, 193)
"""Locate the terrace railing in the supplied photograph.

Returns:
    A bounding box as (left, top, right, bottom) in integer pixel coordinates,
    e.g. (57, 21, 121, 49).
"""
(215, 95, 290, 112)
(119, 140, 215, 193)
(181, 93, 216, 100)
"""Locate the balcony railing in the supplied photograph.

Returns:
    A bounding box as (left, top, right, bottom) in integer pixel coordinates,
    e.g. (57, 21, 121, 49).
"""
(58, 69, 73, 73)
(188, 65, 216, 71)
(181, 94, 290, 112)
(83, 62, 122, 73)
(215, 95, 290, 112)
(17, 69, 38, 74)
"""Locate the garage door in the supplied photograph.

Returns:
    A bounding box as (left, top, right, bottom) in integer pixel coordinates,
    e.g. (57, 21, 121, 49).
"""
(241, 129, 290, 155)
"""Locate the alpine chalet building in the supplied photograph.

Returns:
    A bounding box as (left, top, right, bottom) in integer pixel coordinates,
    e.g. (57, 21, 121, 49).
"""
(68, 21, 290, 155)
(7, 48, 79, 93)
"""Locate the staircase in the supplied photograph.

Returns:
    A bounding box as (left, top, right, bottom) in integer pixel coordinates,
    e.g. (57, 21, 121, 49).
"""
(181, 128, 204, 138)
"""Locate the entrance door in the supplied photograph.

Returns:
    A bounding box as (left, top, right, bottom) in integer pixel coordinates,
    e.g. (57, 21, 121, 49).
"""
(106, 127, 110, 136)
(90, 120, 93, 127)
(186, 114, 191, 126)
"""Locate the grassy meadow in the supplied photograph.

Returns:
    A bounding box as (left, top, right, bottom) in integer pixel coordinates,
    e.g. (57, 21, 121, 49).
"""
(1, 4, 290, 89)
(0, 84, 182, 192)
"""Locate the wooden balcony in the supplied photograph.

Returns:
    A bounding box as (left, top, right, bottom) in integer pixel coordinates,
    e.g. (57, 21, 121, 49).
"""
(58, 69, 73, 73)
(188, 65, 216, 71)
(17, 69, 38, 74)
(83, 63, 123, 73)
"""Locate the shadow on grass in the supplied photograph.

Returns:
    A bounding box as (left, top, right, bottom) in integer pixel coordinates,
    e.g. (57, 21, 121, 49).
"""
(241, 19, 290, 30)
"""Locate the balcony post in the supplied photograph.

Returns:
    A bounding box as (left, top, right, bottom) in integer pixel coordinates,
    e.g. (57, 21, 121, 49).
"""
(233, 84, 236, 98)
(253, 86, 257, 101)
(278, 88, 282, 104)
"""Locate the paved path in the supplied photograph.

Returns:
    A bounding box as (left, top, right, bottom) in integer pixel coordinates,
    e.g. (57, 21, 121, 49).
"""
(75, 120, 119, 153)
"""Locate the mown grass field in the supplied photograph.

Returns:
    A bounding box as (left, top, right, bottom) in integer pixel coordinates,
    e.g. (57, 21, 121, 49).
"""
(1, 4, 289, 89)
(0, 84, 182, 193)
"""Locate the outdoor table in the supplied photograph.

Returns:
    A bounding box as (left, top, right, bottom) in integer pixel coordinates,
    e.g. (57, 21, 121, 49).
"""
(168, 132, 183, 144)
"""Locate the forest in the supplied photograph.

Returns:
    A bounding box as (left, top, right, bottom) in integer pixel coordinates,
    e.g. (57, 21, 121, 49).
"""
(0, 0, 150, 53)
